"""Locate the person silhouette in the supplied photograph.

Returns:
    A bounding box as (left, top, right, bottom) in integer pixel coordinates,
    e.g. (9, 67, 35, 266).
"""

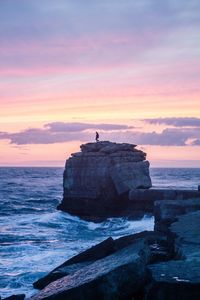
(95, 131, 99, 142)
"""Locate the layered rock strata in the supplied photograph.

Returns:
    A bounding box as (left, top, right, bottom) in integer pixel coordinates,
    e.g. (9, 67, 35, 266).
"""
(58, 141, 152, 220)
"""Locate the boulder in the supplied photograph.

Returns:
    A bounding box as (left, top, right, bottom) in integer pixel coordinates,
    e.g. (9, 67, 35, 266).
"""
(145, 209, 200, 299)
(58, 141, 151, 220)
(33, 237, 115, 289)
(154, 198, 200, 233)
(31, 240, 150, 300)
(128, 190, 200, 216)
(34, 231, 165, 290)
(170, 210, 200, 260)
(146, 260, 200, 300)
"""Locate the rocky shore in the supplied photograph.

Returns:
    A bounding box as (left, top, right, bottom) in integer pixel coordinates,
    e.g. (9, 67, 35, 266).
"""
(2, 142, 200, 300)
(30, 200, 200, 299)
(58, 141, 200, 221)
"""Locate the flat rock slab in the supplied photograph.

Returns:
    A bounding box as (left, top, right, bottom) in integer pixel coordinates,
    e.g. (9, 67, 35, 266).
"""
(129, 189, 200, 203)
(146, 260, 200, 300)
(170, 210, 200, 260)
(34, 231, 160, 290)
(33, 237, 115, 289)
(31, 241, 148, 300)
(154, 198, 200, 233)
(80, 142, 137, 153)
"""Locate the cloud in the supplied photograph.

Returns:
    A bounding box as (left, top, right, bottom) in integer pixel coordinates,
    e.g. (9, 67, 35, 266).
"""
(144, 117, 200, 127)
(103, 128, 198, 146)
(0, 122, 133, 145)
(1, 122, 200, 146)
(44, 122, 133, 132)
(192, 139, 200, 146)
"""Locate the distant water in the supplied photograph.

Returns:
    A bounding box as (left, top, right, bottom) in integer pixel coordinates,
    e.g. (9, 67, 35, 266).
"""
(0, 167, 199, 298)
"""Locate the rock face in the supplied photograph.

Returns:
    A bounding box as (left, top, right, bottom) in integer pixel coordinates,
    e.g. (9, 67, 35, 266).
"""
(33, 237, 115, 290)
(154, 198, 200, 233)
(146, 260, 200, 300)
(146, 210, 200, 300)
(33, 231, 167, 291)
(170, 211, 200, 261)
(58, 141, 152, 220)
(31, 210, 200, 300)
(31, 232, 167, 300)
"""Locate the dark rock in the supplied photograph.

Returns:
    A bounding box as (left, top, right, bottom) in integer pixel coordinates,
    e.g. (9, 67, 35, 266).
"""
(129, 189, 200, 205)
(170, 210, 200, 260)
(145, 210, 200, 299)
(2, 295, 25, 300)
(128, 189, 200, 216)
(31, 240, 150, 300)
(33, 231, 169, 291)
(80, 141, 137, 153)
(154, 198, 200, 234)
(33, 237, 115, 289)
(58, 141, 152, 220)
(146, 260, 200, 300)
(110, 161, 151, 194)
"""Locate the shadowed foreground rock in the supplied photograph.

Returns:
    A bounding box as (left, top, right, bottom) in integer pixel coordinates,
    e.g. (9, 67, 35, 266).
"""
(146, 260, 200, 300)
(129, 189, 200, 213)
(154, 198, 200, 233)
(58, 141, 152, 220)
(31, 240, 149, 300)
(33, 232, 167, 291)
(33, 237, 115, 289)
(2, 295, 25, 300)
(31, 209, 200, 299)
(146, 210, 200, 300)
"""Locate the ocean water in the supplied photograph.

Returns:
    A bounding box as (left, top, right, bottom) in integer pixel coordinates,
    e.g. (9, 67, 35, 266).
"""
(0, 167, 200, 298)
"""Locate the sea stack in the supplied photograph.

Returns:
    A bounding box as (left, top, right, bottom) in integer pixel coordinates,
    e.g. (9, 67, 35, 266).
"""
(57, 141, 152, 220)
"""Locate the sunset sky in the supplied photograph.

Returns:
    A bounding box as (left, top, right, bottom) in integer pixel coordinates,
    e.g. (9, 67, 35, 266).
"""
(0, 0, 200, 167)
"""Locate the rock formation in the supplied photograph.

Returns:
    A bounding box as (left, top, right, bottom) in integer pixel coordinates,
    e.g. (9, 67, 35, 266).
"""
(58, 141, 152, 220)
(32, 201, 200, 300)
(146, 208, 200, 300)
(31, 231, 167, 300)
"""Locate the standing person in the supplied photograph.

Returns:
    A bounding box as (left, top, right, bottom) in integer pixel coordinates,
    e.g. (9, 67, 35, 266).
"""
(95, 131, 99, 142)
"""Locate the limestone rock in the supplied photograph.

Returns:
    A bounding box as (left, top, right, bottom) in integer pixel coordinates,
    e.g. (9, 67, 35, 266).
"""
(31, 240, 149, 300)
(58, 141, 151, 219)
(110, 161, 151, 194)
(146, 260, 200, 300)
(33, 231, 163, 289)
(33, 237, 115, 290)
(146, 210, 200, 300)
(154, 198, 200, 233)
(170, 211, 200, 260)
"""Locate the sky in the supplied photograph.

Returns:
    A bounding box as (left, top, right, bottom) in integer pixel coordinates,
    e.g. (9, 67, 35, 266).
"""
(0, 0, 200, 167)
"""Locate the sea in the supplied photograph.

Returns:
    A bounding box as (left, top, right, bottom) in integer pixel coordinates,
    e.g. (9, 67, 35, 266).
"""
(0, 167, 200, 298)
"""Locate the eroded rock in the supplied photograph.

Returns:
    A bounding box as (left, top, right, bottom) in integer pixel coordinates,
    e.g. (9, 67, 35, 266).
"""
(58, 141, 151, 220)
(154, 198, 200, 233)
(146, 260, 200, 300)
(31, 240, 149, 300)
(170, 210, 200, 260)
